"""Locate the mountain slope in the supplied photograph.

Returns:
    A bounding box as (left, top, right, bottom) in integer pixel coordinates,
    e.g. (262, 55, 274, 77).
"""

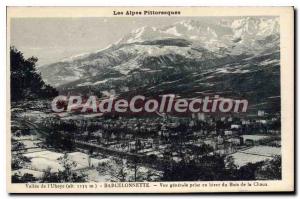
(38, 17, 280, 114)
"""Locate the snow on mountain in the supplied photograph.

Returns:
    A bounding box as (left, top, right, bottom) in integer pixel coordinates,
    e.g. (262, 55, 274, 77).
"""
(115, 17, 279, 54)
(229, 17, 280, 55)
(231, 17, 279, 39)
(115, 19, 231, 52)
(60, 52, 91, 62)
(39, 17, 280, 88)
(117, 26, 167, 44)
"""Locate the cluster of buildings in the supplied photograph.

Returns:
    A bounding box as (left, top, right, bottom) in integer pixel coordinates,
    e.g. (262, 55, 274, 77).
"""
(43, 110, 281, 164)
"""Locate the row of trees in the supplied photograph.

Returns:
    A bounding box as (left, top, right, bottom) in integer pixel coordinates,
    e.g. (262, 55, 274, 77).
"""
(161, 155, 281, 181)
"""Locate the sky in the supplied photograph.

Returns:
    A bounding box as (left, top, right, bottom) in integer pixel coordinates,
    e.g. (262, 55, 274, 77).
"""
(10, 17, 200, 66)
(10, 16, 252, 66)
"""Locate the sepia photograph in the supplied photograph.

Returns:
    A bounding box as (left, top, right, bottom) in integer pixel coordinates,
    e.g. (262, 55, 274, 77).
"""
(6, 7, 294, 193)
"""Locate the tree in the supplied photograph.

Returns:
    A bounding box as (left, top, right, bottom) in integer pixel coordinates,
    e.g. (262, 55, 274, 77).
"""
(97, 157, 159, 182)
(41, 154, 87, 183)
(237, 162, 263, 180)
(224, 156, 238, 180)
(10, 46, 58, 101)
(97, 158, 128, 182)
(256, 155, 281, 180)
(161, 154, 228, 181)
(11, 139, 31, 170)
(45, 131, 74, 151)
(12, 173, 36, 183)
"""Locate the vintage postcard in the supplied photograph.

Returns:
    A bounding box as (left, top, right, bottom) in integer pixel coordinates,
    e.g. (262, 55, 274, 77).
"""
(6, 7, 294, 193)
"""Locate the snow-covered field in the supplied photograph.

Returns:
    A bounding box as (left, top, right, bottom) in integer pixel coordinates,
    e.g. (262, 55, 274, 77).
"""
(229, 152, 271, 167)
(240, 146, 281, 157)
(30, 157, 63, 172)
(20, 139, 41, 149)
(229, 146, 281, 167)
(13, 135, 38, 141)
(67, 152, 111, 169)
(23, 151, 64, 172)
(241, 135, 269, 141)
(23, 150, 112, 172)
(18, 149, 161, 182)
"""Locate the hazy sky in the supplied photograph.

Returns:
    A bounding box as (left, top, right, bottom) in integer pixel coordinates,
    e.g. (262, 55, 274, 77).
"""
(11, 17, 185, 66)
(10, 17, 240, 66)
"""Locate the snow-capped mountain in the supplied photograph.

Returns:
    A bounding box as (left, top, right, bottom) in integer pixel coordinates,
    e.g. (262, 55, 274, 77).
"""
(230, 17, 280, 55)
(38, 17, 280, 113)
(114, 21, 228, 52)
(39, 38, 225, 87)
(116, 17, 279, 53)
(231, 17, 279, 39)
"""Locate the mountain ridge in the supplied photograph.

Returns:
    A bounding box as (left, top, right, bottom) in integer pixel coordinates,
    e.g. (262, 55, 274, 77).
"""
(38, 17, 280, 114)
